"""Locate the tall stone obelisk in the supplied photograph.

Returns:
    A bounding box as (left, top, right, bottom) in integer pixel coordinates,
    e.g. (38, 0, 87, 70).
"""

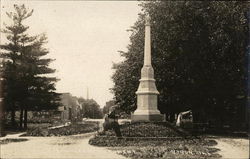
(132, 14, 163, 121)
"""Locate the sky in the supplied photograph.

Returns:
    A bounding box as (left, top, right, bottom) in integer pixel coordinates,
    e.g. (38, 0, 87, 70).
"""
(0, 0, 141, 107)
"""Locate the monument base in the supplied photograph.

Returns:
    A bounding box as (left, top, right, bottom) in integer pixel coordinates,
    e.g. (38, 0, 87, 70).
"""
(131, 111, 164, 122)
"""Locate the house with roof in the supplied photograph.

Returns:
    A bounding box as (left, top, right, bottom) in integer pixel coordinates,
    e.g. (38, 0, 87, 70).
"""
(57, 93, 82, 122)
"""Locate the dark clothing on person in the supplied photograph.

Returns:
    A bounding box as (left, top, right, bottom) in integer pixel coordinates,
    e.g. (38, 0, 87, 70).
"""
(107, 111, 116, 119)
(103, 121, 121, 137)
(102, 111, 122, 137)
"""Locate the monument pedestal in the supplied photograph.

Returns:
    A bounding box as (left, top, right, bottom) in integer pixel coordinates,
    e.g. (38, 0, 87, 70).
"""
(132, 66, 163, 122)
(132, 82, 163, 122)
(131, 110, 163, 122)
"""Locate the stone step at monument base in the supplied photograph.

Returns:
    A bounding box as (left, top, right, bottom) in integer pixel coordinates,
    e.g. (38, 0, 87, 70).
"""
(131, 114, 164, 122)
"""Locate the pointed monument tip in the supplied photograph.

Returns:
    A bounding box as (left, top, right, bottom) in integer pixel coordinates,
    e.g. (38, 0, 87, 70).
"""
(145, 14, 150, 26)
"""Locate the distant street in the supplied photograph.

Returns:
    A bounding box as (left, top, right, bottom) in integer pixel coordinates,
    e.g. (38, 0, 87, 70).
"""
(85, 118, 131, 124)
(85, 118, 131, 132)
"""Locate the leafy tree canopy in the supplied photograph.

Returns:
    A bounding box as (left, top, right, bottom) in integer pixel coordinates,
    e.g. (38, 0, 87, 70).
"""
(112, 1, 249, 124)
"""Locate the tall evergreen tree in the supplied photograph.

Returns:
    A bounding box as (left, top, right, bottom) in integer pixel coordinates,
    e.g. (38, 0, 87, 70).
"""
(1, 4, 60, 129)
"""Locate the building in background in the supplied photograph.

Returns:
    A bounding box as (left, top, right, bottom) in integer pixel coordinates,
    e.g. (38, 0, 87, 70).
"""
(58, 93, 82, 122)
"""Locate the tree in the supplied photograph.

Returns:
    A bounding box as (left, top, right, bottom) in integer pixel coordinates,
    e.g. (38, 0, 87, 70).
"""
(1, 4, 60, 129)
(103, 100, 115, 115)
(79, 98, 103, 119)
(112, 1, 249, 126)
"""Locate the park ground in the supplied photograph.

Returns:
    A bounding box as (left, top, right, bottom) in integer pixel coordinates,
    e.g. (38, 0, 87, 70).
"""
(0, 132, 126, 159)
(0, 120, 249, 159)
(214, 137, 249, 159)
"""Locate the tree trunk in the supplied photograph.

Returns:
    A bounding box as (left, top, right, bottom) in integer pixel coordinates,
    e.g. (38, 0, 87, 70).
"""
(169, 112, 175, 123)
(0, 98, 4, 136)
(19, 109, 23, 129)
(165, 113, 170, 122)
(24, 109, 27, 130)
(11, 109, 16, 127)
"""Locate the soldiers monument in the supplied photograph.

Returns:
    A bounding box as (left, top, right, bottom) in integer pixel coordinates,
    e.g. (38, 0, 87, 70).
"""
(132, 14, 163, 121)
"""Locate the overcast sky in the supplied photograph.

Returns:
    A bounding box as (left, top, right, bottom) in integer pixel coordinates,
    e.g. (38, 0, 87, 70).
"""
(1, 1, 141, 107)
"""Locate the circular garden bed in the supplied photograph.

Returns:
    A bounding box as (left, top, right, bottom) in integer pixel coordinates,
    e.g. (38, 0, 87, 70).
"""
(89, 122, 220, 158)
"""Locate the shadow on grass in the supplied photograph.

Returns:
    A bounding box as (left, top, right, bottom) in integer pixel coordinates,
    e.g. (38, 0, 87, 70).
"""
(208, 147, 220, 153)
(0, 138, 29, 145)
(207, 147, 222, 158)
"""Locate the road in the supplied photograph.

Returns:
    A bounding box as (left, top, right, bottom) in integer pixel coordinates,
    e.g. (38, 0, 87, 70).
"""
(214, 137, 249, 159)
(0, 119, 130, 159)
(0, 132, 126, 159)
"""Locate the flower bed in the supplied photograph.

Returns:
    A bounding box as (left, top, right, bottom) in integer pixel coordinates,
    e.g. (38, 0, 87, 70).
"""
(0, 138, 29, 145)
(89, 136, 220, 158)
(22, 121, 99, 137)
(89, 122, 220, 158)
(114, 142, 220, 159)
(103, 122, 184, 137)
(89, 122, 196, 147)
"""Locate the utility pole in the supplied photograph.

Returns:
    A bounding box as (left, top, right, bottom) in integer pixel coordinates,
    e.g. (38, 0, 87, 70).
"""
(246, 9, 250, 132)
(86, 87, 89, 100)
(0, 61, 5, 136)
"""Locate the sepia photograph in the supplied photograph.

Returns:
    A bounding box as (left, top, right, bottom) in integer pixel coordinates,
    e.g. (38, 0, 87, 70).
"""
(0, 0, 249, 158)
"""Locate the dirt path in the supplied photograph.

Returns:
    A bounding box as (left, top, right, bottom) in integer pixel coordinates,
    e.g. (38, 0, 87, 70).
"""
(214, 137, 249, 159)
(0, 133, 126, 159)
